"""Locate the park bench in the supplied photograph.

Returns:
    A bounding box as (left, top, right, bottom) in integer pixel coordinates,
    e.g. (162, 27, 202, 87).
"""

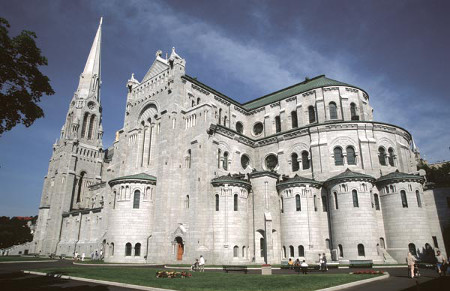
(223, 265, 248, 274)
(349, 260, 373, 268)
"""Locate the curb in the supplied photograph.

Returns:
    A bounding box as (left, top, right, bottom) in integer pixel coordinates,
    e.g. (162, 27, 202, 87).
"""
(164, 265, 282, 270)
(0, 260, 57, 264)
(316, 272, 390, 291)
(73, 262, 160, 267)
(23, 270, 177, 291)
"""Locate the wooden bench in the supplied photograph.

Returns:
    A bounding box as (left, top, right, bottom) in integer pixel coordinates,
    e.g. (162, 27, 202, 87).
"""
(223, 265, 248, 274)
(349, 260, 373, 268)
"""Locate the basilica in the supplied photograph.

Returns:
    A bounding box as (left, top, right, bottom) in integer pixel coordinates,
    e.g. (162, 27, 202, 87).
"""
(24, 19, 447, 264)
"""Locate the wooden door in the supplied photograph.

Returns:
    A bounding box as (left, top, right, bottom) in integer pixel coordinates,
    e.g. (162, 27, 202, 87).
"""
(177, 243, 183, 260)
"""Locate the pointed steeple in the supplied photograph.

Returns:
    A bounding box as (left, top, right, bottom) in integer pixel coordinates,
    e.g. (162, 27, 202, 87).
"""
(76, 17, 102, 101)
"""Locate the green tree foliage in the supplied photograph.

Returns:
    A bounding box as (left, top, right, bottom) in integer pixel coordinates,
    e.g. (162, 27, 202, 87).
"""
(419, 162, 450, 187)
(0, 17, 54, 136)
(0, 216, 35, 248)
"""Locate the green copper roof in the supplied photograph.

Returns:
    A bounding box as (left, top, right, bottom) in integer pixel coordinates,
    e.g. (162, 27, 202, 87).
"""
(108, 173, 157, 185)
(211, 174, 251, 188)
(277, 174, 322, 190)
(183, 74, 366, 111)
(325, 169, 375, 186)
(376, 170, 424, 184)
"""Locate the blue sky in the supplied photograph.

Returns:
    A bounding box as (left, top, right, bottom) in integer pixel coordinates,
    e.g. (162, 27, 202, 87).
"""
(0, 0, 449, 217)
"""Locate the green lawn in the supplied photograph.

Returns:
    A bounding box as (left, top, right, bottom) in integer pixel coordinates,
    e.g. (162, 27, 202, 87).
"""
(0, 256, 53, 262)
(36, 266, 380, 291)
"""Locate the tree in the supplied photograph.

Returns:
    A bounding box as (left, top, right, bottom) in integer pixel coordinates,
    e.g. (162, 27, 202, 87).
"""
(0, 17, 54, 136)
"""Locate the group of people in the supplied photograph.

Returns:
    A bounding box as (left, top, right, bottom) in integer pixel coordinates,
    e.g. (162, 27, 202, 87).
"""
(191, 255, 205, 272)
(73, 250, 103, 262)
(406, 250, 449, 278)
(287, 253, 328, 274)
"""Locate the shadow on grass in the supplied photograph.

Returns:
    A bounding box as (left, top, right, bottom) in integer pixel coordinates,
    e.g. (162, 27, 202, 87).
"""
(0, 272, 109, 291)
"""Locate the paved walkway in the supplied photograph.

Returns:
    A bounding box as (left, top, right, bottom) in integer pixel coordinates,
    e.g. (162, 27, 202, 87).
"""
(0, 260, 448, 290)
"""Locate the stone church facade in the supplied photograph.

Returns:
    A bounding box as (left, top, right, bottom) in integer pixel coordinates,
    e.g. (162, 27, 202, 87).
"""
(30, 19, 447, 264)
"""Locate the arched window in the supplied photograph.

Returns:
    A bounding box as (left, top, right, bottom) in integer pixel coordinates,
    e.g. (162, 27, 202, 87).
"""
(185, 195, 190, 209)
(133, 190, 140, 209)
(334, 147, 344, 166)
(280, 197, 284, 213)
(313, 195, 317, 211)
(289, 245, 294, 257)
(218, 109, 222, 124)
(110, 243, 115, 256)
(291, 153, 299, 171)
(187, 149, 191, 168)
(352, 190, 359, 207)
(388, 147, 395, 166)
(401, 190, 408, 208)
(275, 116, 281, 133)
(217, 149, 221, 169)
(192, 100, 195, 107)
(334, 192, 339, 209)
(242, 246, 246, 258)
(346, 146, 356, 165)
(197, 98, 200, 105)
(296, 194, 301, 211)
(241, 154, 250, 169)
(125, 243, 132, 256)
(233, 245, 239, 257)
(76, 172, 85, 203)
(374, 194, 380, 210)
(223, 116, 227, 127)
(236, 122, 243, 134)
(81, 112, 89, 138)
(298, 245, 305, 257)
(408, 243, 417, 256)
(357, 244, 365, 256)
(291, 111, 298, 128)
(329, 102, 337, 119)
(350, 103, 357, 120)
(308, 106, 316, 123)
(234, 194, 238, 211)
(223, 152, 229, 170)
(88, 114, 96, 139)
(282, 246, 286, 258)
(416, 190, 422, 207)
(302, 151, 310, 170)
(253, 122, 264, 135)
(378, 147, 386, 166)
(265, 154, 278, 170)
(338, 244, 343, 257)
(135, 243, 141, 256)
(325, 239, 331, 250)
(215, 194, 219, 211)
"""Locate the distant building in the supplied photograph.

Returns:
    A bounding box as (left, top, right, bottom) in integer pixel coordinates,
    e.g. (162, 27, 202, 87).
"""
(25, 19, 447, 264)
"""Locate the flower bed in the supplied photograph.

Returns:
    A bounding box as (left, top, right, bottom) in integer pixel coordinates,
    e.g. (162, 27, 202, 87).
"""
(156, 271, 192, 278)
(352, 270, 384, 275)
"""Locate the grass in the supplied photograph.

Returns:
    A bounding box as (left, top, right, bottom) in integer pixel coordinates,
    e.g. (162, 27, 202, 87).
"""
(35, 266, 380, 291)
(0, 256, 54, 262)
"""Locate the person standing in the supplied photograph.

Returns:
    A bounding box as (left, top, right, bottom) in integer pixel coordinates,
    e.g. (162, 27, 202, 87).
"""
(436, 250, 446, 276)
(322, 253, 328, 272)
(318, 254, 323, 271)
(81, 253, 85, 262)
(406, 252, 416, 278)
(199, 255, 205, 272)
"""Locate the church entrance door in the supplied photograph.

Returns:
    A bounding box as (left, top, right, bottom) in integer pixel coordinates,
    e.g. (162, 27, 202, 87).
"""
(175, 236, 184, 261)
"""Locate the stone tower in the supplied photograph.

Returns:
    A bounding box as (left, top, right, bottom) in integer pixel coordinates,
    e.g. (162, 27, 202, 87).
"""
(33, 18, 104, 254)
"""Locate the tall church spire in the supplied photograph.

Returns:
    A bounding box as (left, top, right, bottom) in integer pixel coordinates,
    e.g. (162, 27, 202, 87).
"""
(76, 17, 102, 101)
(61, 18, 103, 145)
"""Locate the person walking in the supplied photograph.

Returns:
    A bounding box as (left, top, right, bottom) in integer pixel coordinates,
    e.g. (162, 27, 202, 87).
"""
(436, 250, 446, 276)
(81, 252, 85, 262)
(199, 255, 205, 272)
(406, 252, 416, 278)
(318, 254, 323, 271)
